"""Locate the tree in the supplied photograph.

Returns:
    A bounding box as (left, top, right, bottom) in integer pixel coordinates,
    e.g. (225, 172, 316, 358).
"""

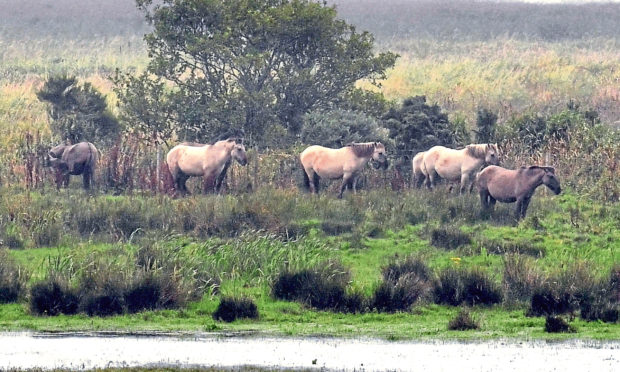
(382, 96, 462, 156)
(37, 75, 120, 146)
(122, 0, 397, 146)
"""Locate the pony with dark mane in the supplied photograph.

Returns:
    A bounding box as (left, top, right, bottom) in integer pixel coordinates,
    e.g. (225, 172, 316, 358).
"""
(166, 137, 247, 195)
(300, 142, 388, 198)
(423, 143, 500, 193)
(476, 165, 561, 219)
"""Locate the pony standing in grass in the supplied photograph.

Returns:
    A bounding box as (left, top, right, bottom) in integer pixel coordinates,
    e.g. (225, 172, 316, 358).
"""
(423, 143, 500, 193)
(166, 138, 247, 196)
(476, 165, 561, 220)
(300, 142, 388, 198)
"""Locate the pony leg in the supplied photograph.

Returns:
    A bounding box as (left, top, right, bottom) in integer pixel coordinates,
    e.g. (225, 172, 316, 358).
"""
(427, 171, 437, 190)
(82, 169, 91, 190)
(479, 189, 489, 210)
(459, 173, 471, 194)
(338, 174, 353, 198)
(519, 196, 532, 219)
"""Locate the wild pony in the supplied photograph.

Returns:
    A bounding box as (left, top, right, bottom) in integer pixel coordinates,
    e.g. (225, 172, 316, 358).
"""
(476, 165, 561, 220)
(47, 141, 99, 190)
(300, 142, 388, 198)
(411, 151, 427, 188)
(166, 138, 248, 195)
(423, 143, 500, 193)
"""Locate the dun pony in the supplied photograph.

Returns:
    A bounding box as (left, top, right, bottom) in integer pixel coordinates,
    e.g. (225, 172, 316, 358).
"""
(166, 138, 247, 196)
(300, 142, 388, 198)
(423, 143, 500, 193)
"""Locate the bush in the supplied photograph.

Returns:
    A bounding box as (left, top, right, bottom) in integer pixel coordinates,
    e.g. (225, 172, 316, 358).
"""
(448, 308, 480, 331)
(29, 278, 79, 316)
(212, 297, 259, 322)
(0, 249, 27, 303)
(301, 109, 389, 148)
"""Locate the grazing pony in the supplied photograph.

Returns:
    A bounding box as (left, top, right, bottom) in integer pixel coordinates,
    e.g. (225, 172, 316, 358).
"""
(476, 165, 561, 220)
(166, 138, 247, 195)
(423, 143, 500, 193)
(300, 142, 388, 198)
(411, 151, 427, 188)
(47, 141, 99, 190)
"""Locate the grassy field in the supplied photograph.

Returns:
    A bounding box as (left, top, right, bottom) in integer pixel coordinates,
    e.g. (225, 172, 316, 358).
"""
(0, 0, 618, 340)
(0, 188, 618, 340)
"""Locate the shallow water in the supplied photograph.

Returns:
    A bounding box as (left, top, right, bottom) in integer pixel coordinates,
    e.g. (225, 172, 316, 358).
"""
(2, 332, 619, 371)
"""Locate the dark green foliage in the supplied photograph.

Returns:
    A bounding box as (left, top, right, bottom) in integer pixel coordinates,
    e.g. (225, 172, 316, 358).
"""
(430, 227, 471, 250)
(29, 279, 79, 316)
(213, 297, 259, 323)
(545, 316, 576, 333)
(448, 308, 480, 331)
(475, 108, 497, 143)
(0, 249, 26, 303)
(434, 268, 502, 307)
(126, 0, 397, 145)
(301, 109, 388, 148)
(382, 96, 461, 155)
(36, 75, 120, 145)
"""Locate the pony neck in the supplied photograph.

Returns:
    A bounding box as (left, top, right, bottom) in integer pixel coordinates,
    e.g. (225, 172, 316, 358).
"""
(465, 144, 488, 159)
(524, 167, 546, 190)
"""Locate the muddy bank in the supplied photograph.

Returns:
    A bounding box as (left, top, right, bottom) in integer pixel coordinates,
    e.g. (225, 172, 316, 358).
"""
(2, 332, 619, 371)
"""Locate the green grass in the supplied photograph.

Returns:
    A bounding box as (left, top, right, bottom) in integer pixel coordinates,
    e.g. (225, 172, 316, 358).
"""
(1, 188, 617, 340)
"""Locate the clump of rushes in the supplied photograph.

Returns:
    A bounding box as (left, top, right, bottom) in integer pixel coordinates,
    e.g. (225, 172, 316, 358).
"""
(448, 308, 480, 331)
(212, 297, 259, 322)
(372, 256, 434, 312)
(0, 248, 27, 303)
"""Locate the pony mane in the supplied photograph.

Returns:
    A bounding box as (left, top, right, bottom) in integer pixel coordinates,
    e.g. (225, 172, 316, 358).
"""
(347, 142, 379, 157)
(180, 141, 207, 147)
(466, 144, 490, 159)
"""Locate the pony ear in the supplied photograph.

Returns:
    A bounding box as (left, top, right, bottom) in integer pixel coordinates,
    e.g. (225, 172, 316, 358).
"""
(544, 166, 556, 174)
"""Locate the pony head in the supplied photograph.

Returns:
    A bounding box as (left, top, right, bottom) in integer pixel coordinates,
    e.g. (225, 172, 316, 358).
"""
(372, 142, 388, 169)
(484, 143, 500, 165)
(540, 166, 561, 195)
(231, 141, 248, 166)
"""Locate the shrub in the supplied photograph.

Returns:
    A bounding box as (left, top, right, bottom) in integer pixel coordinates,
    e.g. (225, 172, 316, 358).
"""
(212, 297, 259, 322)
(430, 227, 471, 250)
(448, 308, 480, 331)
(0, 249, 27, 303)
(29, 278, 79, 316)
(545, 316, 576, 333)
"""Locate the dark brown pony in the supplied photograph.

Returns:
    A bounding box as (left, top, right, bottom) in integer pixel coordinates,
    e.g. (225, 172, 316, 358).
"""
(476, 165, 561, 219)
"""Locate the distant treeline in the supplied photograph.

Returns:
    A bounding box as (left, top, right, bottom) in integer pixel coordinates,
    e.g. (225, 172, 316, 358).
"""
(331, 0, 620, 42)
(2, 0, 620, 42)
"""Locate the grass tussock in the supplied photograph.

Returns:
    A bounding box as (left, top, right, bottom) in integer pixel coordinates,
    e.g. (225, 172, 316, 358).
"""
(434, 267, 502, 307)
(212, 297, 259, 323)
(545, 316, 576, 333)
(448, 308, 480, 331)
(0, 248, 28, 303)
(372, 256, 434, 312)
